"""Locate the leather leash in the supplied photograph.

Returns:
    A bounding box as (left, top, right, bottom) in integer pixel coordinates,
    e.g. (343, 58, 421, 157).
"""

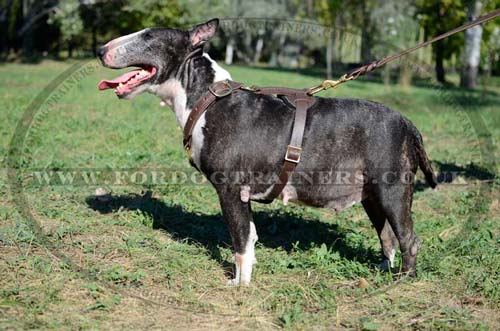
(183, 80, 315, 201)
(307, 9, 500, 95)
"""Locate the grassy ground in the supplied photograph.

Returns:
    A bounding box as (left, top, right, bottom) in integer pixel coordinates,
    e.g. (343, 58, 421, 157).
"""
(0, 59, 499, 330)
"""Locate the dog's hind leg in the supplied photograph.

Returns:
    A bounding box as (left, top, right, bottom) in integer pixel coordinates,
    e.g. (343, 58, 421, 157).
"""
(217, 187, 258, 286)
(377, 183, 421, 277)
(362, 197, 398, 270)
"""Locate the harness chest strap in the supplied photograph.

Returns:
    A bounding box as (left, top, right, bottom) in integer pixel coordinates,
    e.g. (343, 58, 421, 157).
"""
(183, 80, 315, 201)
(183, 80, 245, 152)
(251, 86, 315, 201)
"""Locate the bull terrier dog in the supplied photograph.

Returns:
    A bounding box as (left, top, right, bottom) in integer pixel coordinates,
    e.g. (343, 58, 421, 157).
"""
(97, 19, 437, 285)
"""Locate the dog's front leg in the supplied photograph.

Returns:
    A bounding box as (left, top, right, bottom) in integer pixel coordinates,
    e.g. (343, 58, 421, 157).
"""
(217, 187, 258, 286)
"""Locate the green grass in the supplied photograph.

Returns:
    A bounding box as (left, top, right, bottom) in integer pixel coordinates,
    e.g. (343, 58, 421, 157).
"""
(0, 59, 499, 330)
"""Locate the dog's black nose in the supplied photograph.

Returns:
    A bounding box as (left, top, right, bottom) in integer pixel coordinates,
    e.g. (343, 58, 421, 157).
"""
(97, 46, 107, 59)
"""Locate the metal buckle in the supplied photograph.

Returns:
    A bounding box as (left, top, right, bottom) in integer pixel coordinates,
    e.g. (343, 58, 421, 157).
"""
(184, 144, 193, 160)
(285, 145, 302, 163)
(240, 85, 258, 92)
(208, 80, 232, 97)
(183, 137, 192, 156)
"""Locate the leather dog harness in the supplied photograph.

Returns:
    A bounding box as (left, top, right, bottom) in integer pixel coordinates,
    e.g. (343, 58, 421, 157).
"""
(183, 80, 315, 201)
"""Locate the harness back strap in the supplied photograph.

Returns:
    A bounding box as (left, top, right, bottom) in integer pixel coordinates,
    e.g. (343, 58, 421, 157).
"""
(251, 86, 315, 201)
(183, 80, 315, 202)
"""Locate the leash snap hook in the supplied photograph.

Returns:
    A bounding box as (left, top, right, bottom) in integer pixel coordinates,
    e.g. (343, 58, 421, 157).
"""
(307, 74, 352, 95)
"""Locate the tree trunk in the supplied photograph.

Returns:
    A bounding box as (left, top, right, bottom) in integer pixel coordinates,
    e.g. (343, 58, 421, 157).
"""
(277, 34, 286, 67)
(435, 40, 446, 83)
(433, 2, 447, 83)
(383, 64, 391, 86)
(296, 42, 302, 71)
(336, 29, 343, 66)
(326, 32, 333, 79)
(399, 60, 412, 88)
(92, 25, 97, 56)
(253, 29, 264, 64)
(21, 0, 33, 57)
(460, 0, 483, 89)
(361, 27, 372, 63)
(243, 32, 252, 64)
(360, 0, 372, 63)
(225, 37, 234, 65)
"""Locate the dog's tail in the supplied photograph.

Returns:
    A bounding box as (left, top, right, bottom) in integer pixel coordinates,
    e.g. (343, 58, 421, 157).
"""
(408, 122, 437, 188)
(416, 142, 437, 188)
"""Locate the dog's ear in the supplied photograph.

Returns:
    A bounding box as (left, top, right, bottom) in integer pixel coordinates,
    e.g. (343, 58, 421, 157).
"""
(189, 18, 219, 47)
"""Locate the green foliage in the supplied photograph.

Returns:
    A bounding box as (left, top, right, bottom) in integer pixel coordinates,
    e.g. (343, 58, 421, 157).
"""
(313, 0, 341, 25)
(7, 0, 22, 40)
(47, 0, 83, 42)
(123, 0, 187, 28)
(415, 0, 467, 59)
(482, 0, 500, 72)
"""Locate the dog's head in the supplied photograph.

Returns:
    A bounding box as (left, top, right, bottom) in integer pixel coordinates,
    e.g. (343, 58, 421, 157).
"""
(97, 19, 219, 99)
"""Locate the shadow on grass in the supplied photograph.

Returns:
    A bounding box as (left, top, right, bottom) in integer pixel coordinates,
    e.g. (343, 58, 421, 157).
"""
(446, 89, 500, 108)
(85, 191, 379, 270)
(414, 160, 496, 192)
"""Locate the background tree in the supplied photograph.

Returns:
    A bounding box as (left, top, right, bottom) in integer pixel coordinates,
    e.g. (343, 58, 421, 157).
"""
(1, 0, 59, 58)
(481, 0, 500, 78)
(460, 0, 483, 88)
(416, 0, 466, 83)
(314, 0, 341, 79)
(359, 0, 377, 64)
(47, 0, 82, 57)
(370, 0, 420, 87)
(0, 0, 499, 90)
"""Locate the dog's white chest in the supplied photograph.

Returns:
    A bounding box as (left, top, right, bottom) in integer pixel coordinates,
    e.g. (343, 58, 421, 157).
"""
(149, 53, 231, 169)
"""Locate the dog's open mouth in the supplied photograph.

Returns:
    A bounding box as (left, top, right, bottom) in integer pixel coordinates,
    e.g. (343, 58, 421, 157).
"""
(98, 65, 157, 96)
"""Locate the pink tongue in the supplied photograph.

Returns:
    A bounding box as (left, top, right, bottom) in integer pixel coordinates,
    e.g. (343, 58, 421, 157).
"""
(98, 69, 141, 90)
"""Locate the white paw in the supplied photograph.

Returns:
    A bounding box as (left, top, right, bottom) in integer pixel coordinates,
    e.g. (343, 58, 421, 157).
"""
(226, 278, 249, 286)
(226, 278, 238, 286)
(240, 185, 251, 202)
